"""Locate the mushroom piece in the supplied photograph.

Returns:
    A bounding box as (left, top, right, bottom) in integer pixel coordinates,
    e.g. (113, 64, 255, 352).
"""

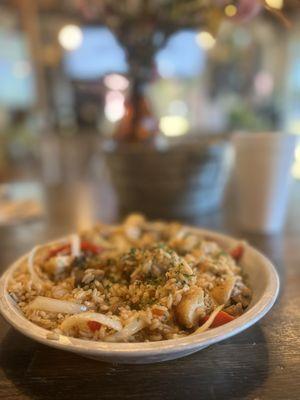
(175, 287, 206, 328)
(210, 275, 237, 305)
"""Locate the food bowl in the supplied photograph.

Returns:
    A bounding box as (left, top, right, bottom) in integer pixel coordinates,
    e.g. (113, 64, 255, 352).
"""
(0, 228, 279, 364)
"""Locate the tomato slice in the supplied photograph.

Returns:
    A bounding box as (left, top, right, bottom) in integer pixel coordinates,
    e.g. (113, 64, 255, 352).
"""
(202, 311, 235, 328)
(87, 320, 102, 332)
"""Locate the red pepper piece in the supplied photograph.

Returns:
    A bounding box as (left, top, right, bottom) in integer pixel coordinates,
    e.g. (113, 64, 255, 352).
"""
(202, 311, 235, 328)
(80, 241, 103, 254)
(46, 241, 103, 260)
(152, 308, 165, 317)
(87, 320, 102, 332)
(47, 244, 70, 259)
(230, 244, 244, 261)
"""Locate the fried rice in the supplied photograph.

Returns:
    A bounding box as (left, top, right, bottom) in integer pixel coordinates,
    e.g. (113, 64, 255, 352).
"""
(7, 214, 251, 343)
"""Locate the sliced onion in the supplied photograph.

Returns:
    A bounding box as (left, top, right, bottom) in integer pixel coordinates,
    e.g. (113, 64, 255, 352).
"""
(60, 312, 122, 332)
(70, 234, 81, 257)
(105, 316, 146, 342)
(28, 246, 45, 286)
(193, 304, 224, 335)
(28, 296, 87, 314)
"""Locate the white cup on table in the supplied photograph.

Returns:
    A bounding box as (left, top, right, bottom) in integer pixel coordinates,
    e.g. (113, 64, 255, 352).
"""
(232, 132, 297, 233)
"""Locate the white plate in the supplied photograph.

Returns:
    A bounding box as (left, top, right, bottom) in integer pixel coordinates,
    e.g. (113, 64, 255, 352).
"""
(0, 228, 279, 364)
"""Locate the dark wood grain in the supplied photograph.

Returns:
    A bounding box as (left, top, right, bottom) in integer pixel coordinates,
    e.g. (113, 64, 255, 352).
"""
(0, 181, 299, 400)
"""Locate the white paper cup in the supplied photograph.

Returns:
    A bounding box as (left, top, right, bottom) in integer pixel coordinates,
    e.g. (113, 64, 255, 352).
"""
(232, 132, 297, 233)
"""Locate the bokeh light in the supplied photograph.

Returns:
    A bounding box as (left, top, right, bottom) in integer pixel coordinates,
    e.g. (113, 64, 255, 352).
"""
(104, 91, 125, 122)
(196, 31, 216, 50)
(104, 74, 129, 91)
(225, 4, 238, 17)
(265, 0, 284, 10)
(159, 115, 189, 137)
(58, 25, 83, 51)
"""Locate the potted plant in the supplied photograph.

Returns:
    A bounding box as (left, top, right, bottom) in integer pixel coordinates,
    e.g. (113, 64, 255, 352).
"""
(75, 0, 285, 219)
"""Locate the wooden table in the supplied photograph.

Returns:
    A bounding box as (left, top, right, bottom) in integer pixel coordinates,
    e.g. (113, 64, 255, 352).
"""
(0, 181, 299, 400)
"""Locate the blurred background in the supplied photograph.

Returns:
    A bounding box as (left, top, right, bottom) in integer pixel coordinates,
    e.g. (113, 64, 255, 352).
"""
(0, 0, 299, 228)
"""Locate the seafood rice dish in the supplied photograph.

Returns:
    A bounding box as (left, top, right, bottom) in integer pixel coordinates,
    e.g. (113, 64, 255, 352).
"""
(7, 214, 251, 343)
